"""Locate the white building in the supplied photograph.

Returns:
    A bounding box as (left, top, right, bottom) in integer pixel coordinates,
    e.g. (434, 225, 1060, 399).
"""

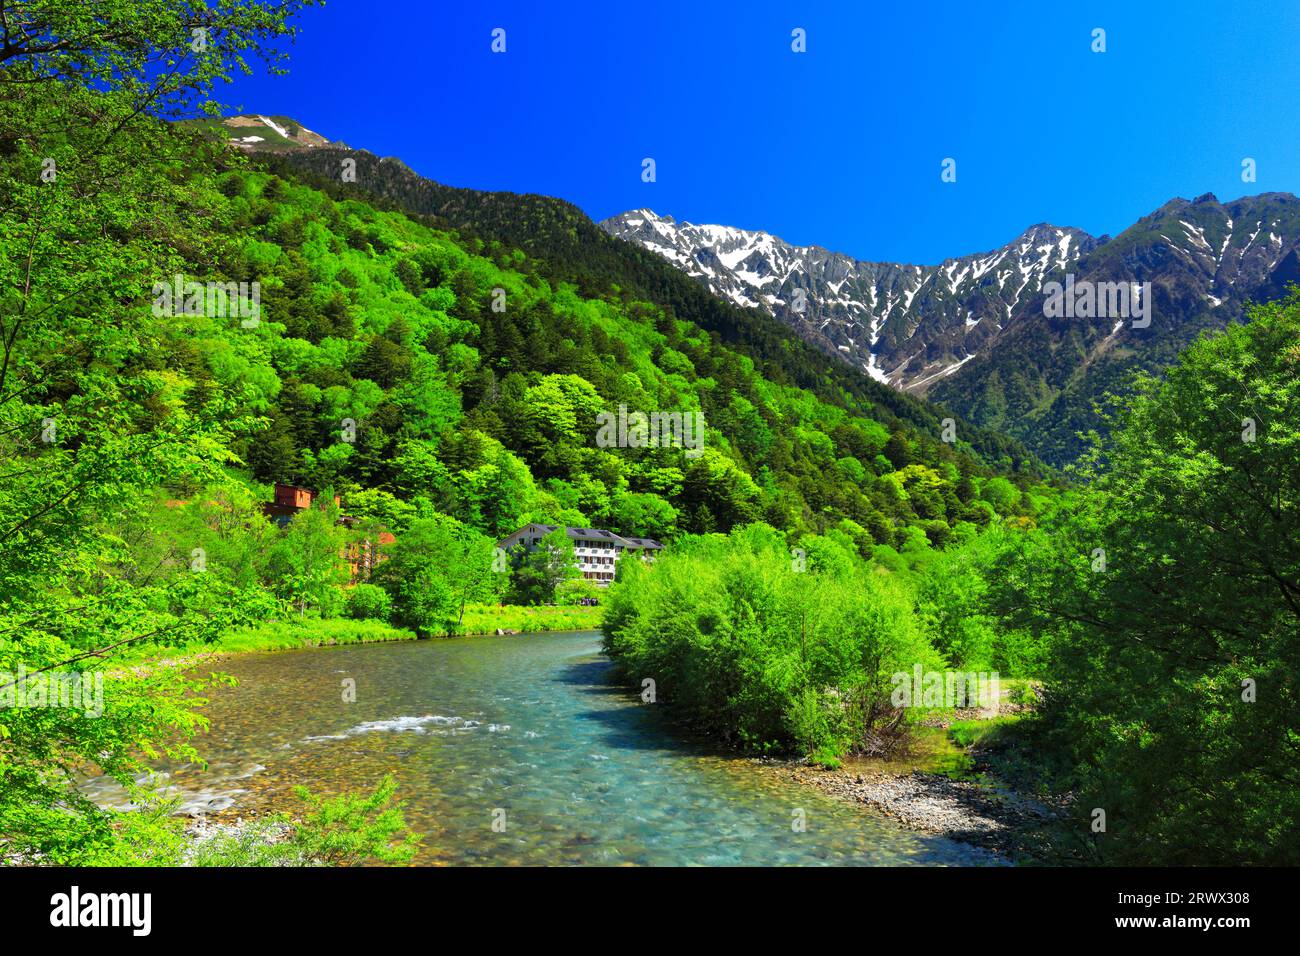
(496, 524, 663, 586)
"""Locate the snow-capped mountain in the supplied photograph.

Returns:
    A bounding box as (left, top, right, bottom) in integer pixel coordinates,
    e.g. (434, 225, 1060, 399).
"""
(604, 194, 1300, 463)
(183, 114, 337, 151)
(600, 209, 1100, 392)
(925, 191, 1300, 462)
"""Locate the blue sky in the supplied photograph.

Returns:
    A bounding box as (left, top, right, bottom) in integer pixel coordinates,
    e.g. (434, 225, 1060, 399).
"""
(219, 0, 1300, 264)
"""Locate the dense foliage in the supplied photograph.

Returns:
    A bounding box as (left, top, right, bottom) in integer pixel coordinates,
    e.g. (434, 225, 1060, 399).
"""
(191, 160, 1045, 546)
(257, 145, 1047, 476)
(0, 0, 396, 865)
(603, 521, 1044, 763)
(606, 295, 1300, 865)
(986, 294, 1300, 864)
(604, 525, 940, 762)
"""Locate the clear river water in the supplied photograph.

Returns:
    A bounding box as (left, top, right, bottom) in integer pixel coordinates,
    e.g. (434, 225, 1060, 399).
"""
(91, 630, 1000, 866)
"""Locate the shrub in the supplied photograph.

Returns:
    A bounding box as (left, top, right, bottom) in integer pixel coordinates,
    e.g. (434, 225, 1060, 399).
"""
(344, 583, 391, 621)
(603, 523, 942, 759)
(288, 775, 421, 866)
(555, 577, 603, 606)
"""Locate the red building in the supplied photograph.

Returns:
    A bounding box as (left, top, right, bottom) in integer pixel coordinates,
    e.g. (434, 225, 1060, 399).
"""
(262, 483, 394, 584)
(261, 483, 340, 527)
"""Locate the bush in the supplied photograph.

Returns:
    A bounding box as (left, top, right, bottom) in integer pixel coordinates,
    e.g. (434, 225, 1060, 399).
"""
(344, 583, 391, 621)
(288, 775, 421, 866)
(603, 523, 942, 759)
(555, 577, 603, 606)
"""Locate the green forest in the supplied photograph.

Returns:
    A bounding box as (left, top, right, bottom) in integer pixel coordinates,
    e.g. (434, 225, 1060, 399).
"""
(0, 1, 1295, 868)
(605, 297, 1300, 863)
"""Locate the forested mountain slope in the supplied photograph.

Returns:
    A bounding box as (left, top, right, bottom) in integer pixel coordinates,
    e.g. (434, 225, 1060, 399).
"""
(36, 109, 1047, 557)
(207, 130, 1042, 476)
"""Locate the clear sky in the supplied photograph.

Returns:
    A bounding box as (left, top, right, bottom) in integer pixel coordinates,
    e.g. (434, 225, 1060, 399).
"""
(217, 0, 1300, 265)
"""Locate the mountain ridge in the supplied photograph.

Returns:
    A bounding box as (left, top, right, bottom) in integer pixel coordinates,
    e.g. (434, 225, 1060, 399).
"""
(928, 189, 1300, 462)
(184, 116, 1044, 473)
(600, 208, 1102, 392)
(602, 192, 1300, 463)
(186, 110, 1297, 466)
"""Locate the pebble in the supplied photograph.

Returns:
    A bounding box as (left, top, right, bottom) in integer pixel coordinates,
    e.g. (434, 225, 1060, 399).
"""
(768, 760, 1062, 860)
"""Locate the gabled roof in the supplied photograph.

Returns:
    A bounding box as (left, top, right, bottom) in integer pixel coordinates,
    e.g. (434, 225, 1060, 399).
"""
(568, 527, 623, 540)
(497, 523, 660, 550)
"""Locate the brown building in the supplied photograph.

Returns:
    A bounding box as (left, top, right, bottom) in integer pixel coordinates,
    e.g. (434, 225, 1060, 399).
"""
(262, 483, 340, 527)
(340, 520, 397, 583)
(263, 483, 393, 584)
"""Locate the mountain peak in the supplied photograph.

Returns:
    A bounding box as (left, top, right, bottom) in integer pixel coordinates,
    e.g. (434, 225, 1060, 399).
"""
(1020, 221, 1085, 236)
(602, 209, 1105, 390)
(608, 208, 675, 226)
(179, 113, 332, 151)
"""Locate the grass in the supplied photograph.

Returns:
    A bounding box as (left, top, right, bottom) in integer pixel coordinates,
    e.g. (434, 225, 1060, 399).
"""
(112, 603, 603, 669)
(448, 602, 602, 636)
(907, 712, 1072, 800)
(845, 714, 1028, 780)
(211, 619, 418, 653)
(113, 618, 418, 667)
(862, 725, 975, 777)
(947, 715, 1021, 750)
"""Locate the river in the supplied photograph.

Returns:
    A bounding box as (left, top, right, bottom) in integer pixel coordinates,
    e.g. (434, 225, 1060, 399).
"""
(90, 630, 1000, 866)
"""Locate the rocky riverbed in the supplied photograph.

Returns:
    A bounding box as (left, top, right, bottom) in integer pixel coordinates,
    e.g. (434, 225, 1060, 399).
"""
(761, 757, 1067, 862)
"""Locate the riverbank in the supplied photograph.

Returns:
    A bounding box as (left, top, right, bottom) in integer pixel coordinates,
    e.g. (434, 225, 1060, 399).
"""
(112, 618, 420, 669)
(767, 758, 1061, 862)
(763, 705, 1075, 864)
(114, 604, 604, 669)
(220, 600, 603, 650)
